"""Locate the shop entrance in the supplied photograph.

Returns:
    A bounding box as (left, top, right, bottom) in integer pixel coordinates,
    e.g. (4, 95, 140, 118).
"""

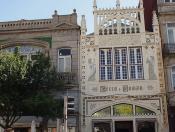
(93, 121, 111, 132)
(137, 121, 155, 132)
(115, 121, 133, 132)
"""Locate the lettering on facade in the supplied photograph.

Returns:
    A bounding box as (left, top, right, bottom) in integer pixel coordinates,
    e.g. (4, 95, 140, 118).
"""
(100, 85, 143, 93)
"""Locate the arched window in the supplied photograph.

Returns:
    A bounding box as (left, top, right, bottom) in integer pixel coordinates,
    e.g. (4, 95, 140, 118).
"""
(135, 106, 155, 116)
(113, 104, 133, 116)
(92, 107, 111, 117)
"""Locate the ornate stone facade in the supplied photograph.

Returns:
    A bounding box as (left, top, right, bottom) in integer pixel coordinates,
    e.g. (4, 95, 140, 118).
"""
(80, 0, 169, 132)
(0, 10, 80, 132)
(157, 0, 175, 132)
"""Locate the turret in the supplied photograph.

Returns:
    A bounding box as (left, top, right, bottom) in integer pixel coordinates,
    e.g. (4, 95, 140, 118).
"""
(81, 15, 87, 36)
(116, 0, 120, 8)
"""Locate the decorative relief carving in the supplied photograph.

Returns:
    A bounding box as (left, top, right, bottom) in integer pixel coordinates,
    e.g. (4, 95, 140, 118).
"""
(98, 35, 141, 46)
(146, 34, 155, 44)
(146, 56, 157, 80)
(100, 85, 143, 93)
(87, 101, 111, 115)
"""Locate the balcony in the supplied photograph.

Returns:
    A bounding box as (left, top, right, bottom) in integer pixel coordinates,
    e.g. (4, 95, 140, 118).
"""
(57, 72, 78, 85)
(163, 43, 175, 54)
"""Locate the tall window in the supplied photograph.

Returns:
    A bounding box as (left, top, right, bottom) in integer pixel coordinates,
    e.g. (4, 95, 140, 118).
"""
(129, 47, 143, 79)
(58, 48, 71, 72)
(167, 23, 175, 44)
(99, 47, 143, 81)
(115, 48, 128, 80)
(99, 49, 113, 80)
(165, 0, 175, 2)
(171, 66, 175, 90)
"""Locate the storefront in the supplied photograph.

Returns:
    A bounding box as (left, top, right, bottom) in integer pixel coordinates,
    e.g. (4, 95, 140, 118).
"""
(91, 103, 158, 132)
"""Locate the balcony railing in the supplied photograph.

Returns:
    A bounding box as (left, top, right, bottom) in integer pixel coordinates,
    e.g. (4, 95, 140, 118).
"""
(163, 43, 175, 54)
(57, 72, 78, 85)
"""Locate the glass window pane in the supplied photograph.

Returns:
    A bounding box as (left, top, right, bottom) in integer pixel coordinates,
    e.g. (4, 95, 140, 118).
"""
(113, 104, 133, 116)
(92, 107, 111, 117)
(130, 48, 135, 64)
(172, 74, 175, 90)
(64, 56, 71, 72)
(115, 49, 120, 64)
(100, 50, 105, 65)
(107, 67, 113, 80)
(115, 66, 121, 79)
(172, 66, 175, 72)
(130, 66, 136, 79)
(136, 48, 142, 64)
(137, 66, 143, 79)
(107, 49, 112, 65)
(168, 29, 175, 43)
(59, 58, 64, 72)
(59, 49, 71, 56)
(136, 106, 156, 116)
(121, 48, 127, 64)
(122, 66, 128, 79)
(100, 67, 106, 80)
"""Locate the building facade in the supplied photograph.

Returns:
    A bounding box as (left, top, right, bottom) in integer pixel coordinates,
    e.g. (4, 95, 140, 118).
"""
(0, 10, 80, 132)
(157, 0, 175, 132)
(80, 0, 169, 132)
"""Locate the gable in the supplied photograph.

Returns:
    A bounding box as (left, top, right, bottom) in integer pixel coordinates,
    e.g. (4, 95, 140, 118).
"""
(55, 22, 79, 29)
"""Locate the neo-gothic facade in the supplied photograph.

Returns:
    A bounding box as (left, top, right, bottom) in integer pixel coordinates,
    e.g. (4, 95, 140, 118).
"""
(80, 0, 169, 132)
(0, 10, 80, 132)
(157, 0, 175, 131)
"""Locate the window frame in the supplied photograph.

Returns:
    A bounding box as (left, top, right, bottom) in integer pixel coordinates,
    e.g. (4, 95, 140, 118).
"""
(99, 48, 113, 80)
(114, 47, 128, 80)
(166, 23, 175, 44)
(164, 0, 175, 3)
(99, 47, 144, 81)
(129, 47, 144, 80)
(57, 48, 72, 73)
(171, 66, 175, 91)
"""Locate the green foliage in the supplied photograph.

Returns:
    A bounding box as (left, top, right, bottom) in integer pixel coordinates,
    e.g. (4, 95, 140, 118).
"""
(0, 52, 28, 129)
(0, 52, 63, 130)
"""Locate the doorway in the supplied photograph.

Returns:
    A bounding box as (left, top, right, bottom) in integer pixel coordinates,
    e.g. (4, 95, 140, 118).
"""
(115, 121, 133, 132)
(137, 121, 155, 132)
(93, 121, 111, 132)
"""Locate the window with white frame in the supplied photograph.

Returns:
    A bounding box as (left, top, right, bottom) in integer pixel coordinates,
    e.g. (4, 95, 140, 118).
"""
(99, 49, 113, 80)
(171, 66, 175, 90)
(164, 0, 175, 2)
(99, 47, 143, 81)
(58, 48, 71, 72)
(129, 47, 143, 80)
(167, 23, 175, 44)
(114, 48, 128, 80)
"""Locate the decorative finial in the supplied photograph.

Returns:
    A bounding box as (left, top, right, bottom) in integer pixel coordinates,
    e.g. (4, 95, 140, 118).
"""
(116, 0, 120, 8)
(152, 11, 159, 26)
(73, 9, 76, 13)
(139, 0, 143, 8)
(54, 10, 57, 15)
(81, 15, 87, 34)
(93, 0, 97, 9)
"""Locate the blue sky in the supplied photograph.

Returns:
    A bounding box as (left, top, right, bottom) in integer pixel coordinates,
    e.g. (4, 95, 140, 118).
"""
(0, 0, 138, 33)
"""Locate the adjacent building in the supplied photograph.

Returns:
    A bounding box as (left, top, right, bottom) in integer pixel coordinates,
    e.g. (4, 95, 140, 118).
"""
(156, 0, 175, 132)
(80, 0, 169, 132)
(0, 10, 80, 132)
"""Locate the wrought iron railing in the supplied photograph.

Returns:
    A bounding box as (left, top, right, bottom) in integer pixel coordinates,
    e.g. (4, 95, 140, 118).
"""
(57, 72, 78, 84)
(163, 44, 175, 54)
